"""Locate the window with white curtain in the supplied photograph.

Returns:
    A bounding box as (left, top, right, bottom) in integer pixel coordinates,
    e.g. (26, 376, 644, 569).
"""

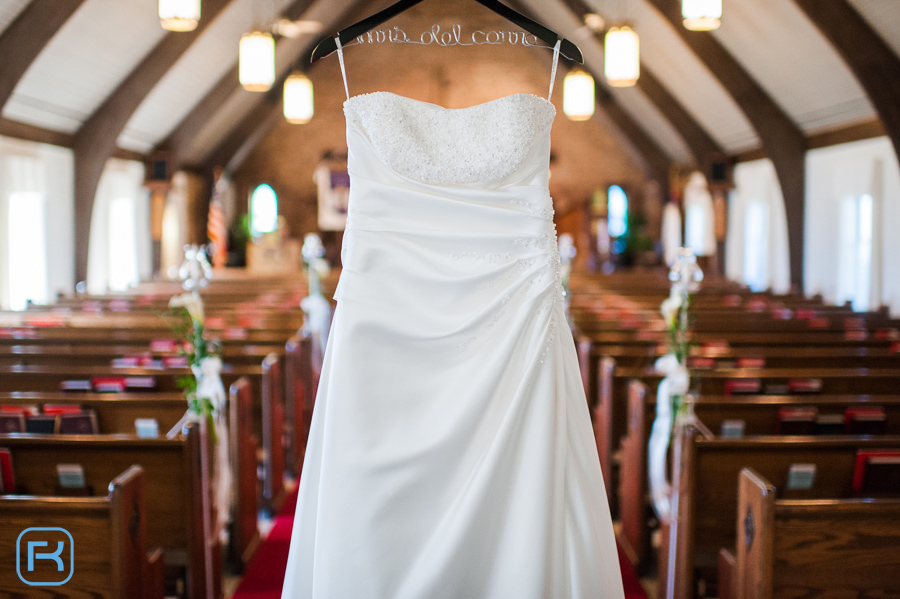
(0, 140, 73, 311)
(87, 159, 150, 294)
(7, 191, 48, 310)
(107, 196, 140, 291)
(250, 183, 278, 237)
(607, 185, 628, 238)
(684, 172, 716, 257)
(727, 159, 791, 294)
(742, 201, 769, 292)
(837, 194, 874, 311)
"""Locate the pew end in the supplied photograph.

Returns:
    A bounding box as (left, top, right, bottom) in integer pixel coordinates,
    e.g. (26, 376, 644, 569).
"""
(619, 379, 651, 570)
(735, 468, 775, 599)
(229, 376, 260, 569)
(717, 549, 735, 599)
(0, 465, 164, 599)
(734, 467, 900, 599)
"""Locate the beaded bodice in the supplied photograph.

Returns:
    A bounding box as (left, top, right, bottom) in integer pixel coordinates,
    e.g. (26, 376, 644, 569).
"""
(343, 92, 556, 187)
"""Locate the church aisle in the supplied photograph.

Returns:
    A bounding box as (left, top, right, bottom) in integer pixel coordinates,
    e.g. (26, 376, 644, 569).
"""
(230, 487, 649, 599)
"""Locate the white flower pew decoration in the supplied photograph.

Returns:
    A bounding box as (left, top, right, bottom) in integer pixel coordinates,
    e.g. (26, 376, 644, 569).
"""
(648, 248, 703, 522)
(301, 233, 332, 358)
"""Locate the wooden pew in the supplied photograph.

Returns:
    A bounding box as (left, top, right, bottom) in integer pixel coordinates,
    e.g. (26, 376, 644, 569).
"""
(618, 381, 900, 568)
(229, 378, 259, 567)
(597, 364, 900, 506)
(0, 465, 165, 599)
(0, 391, 187, 433)
(661, 430, 900, 598)
(0, 423, 219, 599)
(0, 359, 286, 510)
(721, 468, 900, 599)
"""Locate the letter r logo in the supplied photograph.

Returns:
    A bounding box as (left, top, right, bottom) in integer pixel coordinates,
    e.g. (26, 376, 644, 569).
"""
(16, 528, 74, 586)
(28, 541, 65, 571)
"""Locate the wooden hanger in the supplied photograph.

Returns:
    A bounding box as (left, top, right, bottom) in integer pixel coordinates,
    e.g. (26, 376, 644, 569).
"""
(310, 0, 583, 63)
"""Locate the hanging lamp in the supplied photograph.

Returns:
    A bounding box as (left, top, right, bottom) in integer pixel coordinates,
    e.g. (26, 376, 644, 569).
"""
(562, 70, 595, 121)
(682, 0, 722, 31)
(159, 0, 200, 32)
(604, 26, 640, 87)
(284, 72, 314, 124)
(239, 31, 276, 92)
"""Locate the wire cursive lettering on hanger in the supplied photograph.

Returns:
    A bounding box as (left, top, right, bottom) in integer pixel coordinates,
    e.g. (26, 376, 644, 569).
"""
(349, 24, 545, 48)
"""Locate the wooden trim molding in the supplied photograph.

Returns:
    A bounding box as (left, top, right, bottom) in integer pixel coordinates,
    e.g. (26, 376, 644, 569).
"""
(647, 0, 807, 289)
(0, 118, 143, 161)
(0, 0, 87, 112)
(734, 118, 887, 163)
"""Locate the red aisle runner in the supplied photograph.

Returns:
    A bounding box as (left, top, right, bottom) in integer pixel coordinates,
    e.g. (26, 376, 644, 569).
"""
(232, 489, 648, 599)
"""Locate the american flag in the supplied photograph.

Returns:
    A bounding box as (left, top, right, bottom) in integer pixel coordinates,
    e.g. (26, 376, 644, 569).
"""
(207, 172, 229, 268)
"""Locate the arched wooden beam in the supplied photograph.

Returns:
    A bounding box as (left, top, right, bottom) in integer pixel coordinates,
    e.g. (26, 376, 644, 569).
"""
(156, 0, 319, 172)
(0, 0, 86, 112)
(72, 0, 236, 283)
(793, 0, 900, 165)
(647, 0, 807, 290)
(559, 0, 724, 166)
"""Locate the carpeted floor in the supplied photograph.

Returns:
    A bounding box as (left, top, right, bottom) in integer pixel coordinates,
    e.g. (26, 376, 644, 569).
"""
(231, 489, 649, 599)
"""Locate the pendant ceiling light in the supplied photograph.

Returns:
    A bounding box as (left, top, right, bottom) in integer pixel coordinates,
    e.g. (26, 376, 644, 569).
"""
(284, 72, 314, 124)
(159, 0, 201, 32)
(682, 0, 722, 31)
(239, 31, 276, 92)
(562, 70, 595, 121)
(604, 26, 640, 88)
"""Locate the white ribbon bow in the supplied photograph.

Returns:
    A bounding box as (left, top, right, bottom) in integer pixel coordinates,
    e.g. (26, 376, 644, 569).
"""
(193, 356, 233, 543)
(648, 353, 689, 522)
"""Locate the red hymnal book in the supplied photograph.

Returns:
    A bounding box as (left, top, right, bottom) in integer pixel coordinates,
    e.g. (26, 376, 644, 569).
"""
(124, 377, 156, 390)
(0, 413, 25, 434)
(92, 377, 126, 393)
(737, 357, 766, 369)
(43, 404, 82, 416)
(58, 411, 98, 435)
(60, 380, 92, 392)
(150, 339, 179, 352)
(724, 379, 762, 395)
(0, 449, 14, 493)
(205, 316, 226, 330)
(845, 407, 887, 435)
(688, 357, 715, 369)
(788, 378, 823, 394)
(777, 407, 818, 435)
(1, 404, 39, 416)
(808, 317, 830, 329)
(853, 451, 900, 496)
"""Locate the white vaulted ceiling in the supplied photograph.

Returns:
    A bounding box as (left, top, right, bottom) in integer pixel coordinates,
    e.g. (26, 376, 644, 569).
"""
(3, 0, 168, 133)
(0, 0, 897, 168)
(711, 0, 875, 133)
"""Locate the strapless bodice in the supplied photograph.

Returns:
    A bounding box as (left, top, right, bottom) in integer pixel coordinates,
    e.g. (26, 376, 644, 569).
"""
(343, 92, 555, 188)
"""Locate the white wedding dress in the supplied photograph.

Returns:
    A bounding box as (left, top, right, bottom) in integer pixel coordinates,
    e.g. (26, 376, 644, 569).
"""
(281, 39, 624, 599)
